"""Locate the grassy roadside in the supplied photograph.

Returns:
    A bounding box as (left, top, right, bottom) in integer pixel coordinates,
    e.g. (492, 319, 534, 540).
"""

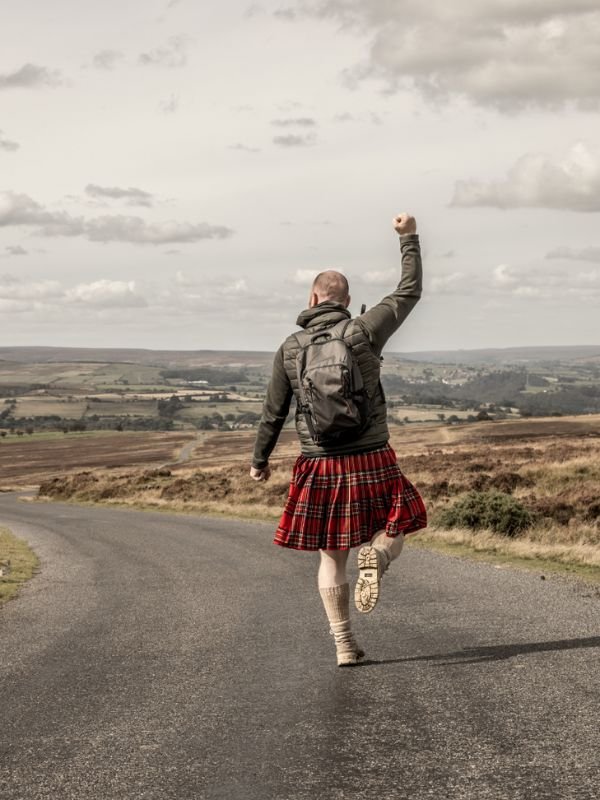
(408, 529, 600, 586)
(0, 527, 39, 607)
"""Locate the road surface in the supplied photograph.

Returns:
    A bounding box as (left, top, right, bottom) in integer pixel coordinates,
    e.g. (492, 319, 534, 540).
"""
(1, 493, 599, 800)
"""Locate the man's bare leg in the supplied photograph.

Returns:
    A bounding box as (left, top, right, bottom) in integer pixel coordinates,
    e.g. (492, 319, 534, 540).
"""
(317, 549, 364, 666)
(317, 549, 350, 588)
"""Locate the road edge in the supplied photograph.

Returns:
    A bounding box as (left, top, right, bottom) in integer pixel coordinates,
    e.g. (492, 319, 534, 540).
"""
(0, 525, 40, 608)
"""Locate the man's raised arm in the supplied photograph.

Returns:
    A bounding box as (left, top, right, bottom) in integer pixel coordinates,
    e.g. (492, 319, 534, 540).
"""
(358, 213, 423, 354)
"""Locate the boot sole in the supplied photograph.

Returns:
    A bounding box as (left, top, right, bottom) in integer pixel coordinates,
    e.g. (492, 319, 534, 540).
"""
(355, 546, 381, 614)
(337, 652, 360, 667)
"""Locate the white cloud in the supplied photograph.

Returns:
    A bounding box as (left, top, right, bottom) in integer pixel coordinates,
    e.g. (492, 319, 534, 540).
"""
(290, 1, 600, 111)
(492, 264, 519, 287)
(429, 272, 467, 294)
(0, 63, 64, 90)
(292, 268, 320, 284)
(273, 133, 316, 147)
(66, 280, 147, 308)
(360, 267, 396, 285)
(0, 276, 62, 301)
(138, 35, 190, 68)
(79, 215, 232, 244)
(220, 278, 249, 296)
(271, 117, 316, 127)
(332, 111, 382, 125)
(228, 143, 261, 153)
(0, 275, 150, 315)
(0, 191, 74, 227)
(91, 50, 124, 70)
(0, 298, 35, 313)
(0, 190, 233, 245)
(3, 245, 28, 257)
(547, 246, 600, 263)
(84, 184, 154, 207)
(159, 93, 179, 114)
(451, 143, 600, 211)
(513, 285, 542, 298)
(0, 130, 19, 152)
(274, 7, 297, 20)
(487, 260, 600, 301)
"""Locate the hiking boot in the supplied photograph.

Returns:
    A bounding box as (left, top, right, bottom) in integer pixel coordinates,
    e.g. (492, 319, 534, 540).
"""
(354, 545, 391, 614)
(330, 623, 365, 667)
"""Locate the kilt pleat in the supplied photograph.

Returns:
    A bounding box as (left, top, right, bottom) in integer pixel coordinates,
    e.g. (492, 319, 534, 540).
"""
(274, 444, 427, 551)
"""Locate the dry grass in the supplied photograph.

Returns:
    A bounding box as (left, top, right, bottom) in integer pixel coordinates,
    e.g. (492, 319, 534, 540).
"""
(415, 527, 600, 569)
(38, 462, 293, 520)
(0, 527, 39, 606)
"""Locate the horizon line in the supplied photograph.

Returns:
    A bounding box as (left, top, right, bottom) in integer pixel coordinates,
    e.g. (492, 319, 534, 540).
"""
(1, 343, 600, 356)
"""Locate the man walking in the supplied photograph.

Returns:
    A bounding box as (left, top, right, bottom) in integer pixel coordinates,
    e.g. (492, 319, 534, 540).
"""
(250, 213, 427, 666)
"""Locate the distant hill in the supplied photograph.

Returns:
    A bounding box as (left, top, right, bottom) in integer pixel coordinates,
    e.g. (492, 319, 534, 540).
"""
(397, 345, 600, 365)
(0, 346, 273, 368)
(1, 344, 600, 368)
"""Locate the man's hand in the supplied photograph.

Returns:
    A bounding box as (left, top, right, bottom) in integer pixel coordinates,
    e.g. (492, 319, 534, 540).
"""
(393, 213, 417, 235)
(250, 465, 271, 482)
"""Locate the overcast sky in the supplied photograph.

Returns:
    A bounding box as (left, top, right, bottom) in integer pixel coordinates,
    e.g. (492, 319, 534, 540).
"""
(2, 0, 600, 352)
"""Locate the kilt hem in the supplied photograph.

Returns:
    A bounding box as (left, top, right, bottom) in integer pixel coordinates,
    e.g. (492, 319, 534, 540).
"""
(273, 444, 427, 551)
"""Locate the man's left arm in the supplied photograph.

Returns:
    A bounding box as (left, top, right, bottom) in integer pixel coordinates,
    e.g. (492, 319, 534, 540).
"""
(250, 345, 293, 481)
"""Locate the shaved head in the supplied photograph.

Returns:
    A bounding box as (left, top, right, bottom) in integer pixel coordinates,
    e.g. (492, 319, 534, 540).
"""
(311, 270, 350, 304)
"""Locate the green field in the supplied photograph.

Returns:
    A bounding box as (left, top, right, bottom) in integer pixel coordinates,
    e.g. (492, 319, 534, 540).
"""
(1, 345, 599, 435)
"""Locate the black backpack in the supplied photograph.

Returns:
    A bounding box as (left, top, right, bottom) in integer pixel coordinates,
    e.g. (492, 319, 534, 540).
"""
(294, 319, 369, 445)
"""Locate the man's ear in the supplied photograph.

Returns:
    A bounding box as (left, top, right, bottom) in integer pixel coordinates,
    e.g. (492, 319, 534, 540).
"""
(345, 295, 351, 308)
(309, 292, 319, 308)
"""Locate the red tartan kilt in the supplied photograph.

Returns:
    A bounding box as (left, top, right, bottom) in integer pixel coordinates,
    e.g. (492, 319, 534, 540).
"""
(274, 444, 427, 551)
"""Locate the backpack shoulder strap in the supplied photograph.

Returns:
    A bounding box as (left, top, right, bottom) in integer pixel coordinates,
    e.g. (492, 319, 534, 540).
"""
(329, 318, 353, 340)
(292, 329, 311, 349)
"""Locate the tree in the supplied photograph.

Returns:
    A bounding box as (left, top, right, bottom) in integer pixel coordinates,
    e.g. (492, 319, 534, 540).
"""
(158, 395, 185, 419)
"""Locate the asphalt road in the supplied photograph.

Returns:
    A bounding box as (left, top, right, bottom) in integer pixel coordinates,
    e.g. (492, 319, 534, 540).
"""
(1, 493, 599, 800)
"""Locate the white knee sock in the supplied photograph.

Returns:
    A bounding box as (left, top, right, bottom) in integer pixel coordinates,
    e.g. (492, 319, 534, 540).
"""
(319, 583, 363, 664)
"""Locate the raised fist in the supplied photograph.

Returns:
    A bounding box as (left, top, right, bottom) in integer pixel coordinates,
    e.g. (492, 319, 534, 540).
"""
(393, 213, 417, 235)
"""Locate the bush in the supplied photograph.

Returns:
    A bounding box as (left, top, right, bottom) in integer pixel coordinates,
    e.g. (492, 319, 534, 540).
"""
(435, 490, 533, 537)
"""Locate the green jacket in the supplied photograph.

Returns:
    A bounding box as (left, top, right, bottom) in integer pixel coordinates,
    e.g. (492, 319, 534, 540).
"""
(252, 233, 422, 468)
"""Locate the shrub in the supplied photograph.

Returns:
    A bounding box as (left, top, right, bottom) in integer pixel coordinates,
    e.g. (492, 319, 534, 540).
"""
(435, 490, 533, 537)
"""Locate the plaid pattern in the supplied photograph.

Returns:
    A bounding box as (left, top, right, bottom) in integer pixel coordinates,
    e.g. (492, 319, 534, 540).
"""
(274, 444, 427, 551)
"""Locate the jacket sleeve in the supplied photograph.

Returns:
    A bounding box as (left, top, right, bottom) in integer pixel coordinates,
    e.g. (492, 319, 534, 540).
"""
(358, 233, 423, 354)
(252, 344, 293, 469)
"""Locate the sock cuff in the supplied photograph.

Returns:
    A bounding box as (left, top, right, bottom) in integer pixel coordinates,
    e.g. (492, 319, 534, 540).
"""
(319, 582, 350, 623)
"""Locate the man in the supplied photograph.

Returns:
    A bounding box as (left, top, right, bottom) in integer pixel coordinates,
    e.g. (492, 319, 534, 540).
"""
(250, 213, 427, 666)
